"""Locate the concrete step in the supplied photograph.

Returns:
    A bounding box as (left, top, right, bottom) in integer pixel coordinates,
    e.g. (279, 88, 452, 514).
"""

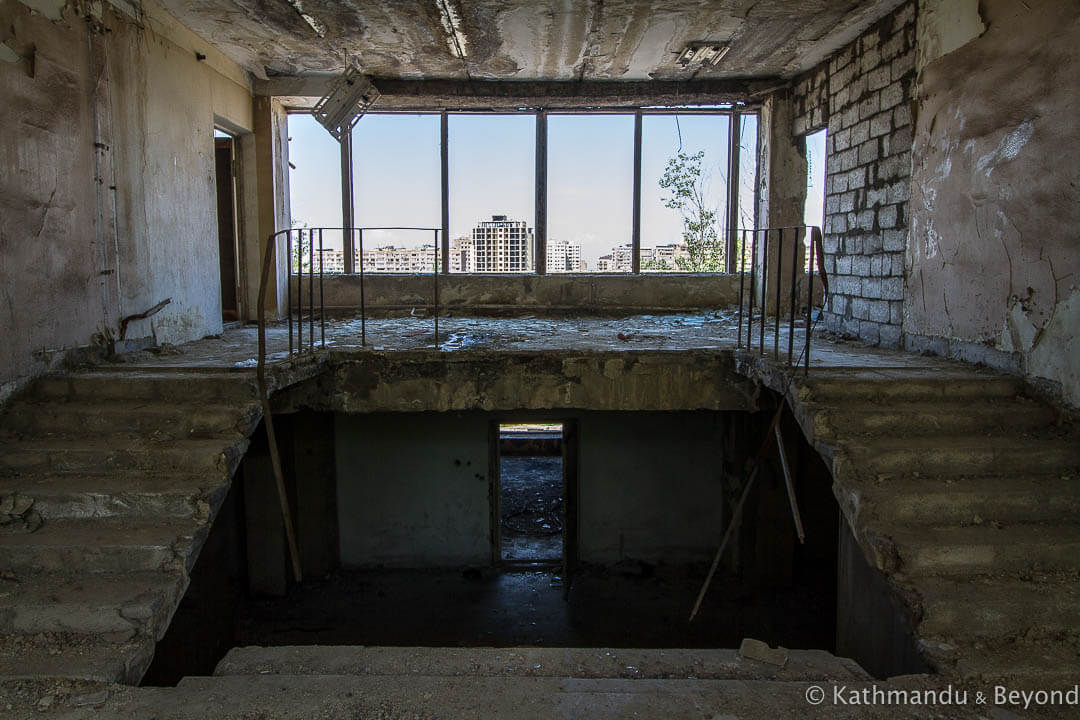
(214, 646, 871, 682)
(853, 474, 1080, 525)
(884, 523, 1080, 575)
(70, 673, 981, 720)
(837, 435, 1080, 478)
(0, 570, 185, 638)
(909, 574, 1080, 642)
(808, 399, 1060, 439)
(32, 370, 257, 404)
(949, 640, 1080, 686)
(0, 400, 260, 441)
(0, 633, 154, 685)
(0, 437, 247, 479)
(0, 517, 207, 574)
(802, 369, 1025, 402)
(0, 473, 230, 520)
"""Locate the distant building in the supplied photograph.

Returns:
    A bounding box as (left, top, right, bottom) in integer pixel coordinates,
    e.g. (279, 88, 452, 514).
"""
(597, 242, 690, 272)
(466, 215, 534, 273)
(546, 238, 583, 273)
(315, 248, 345, 274)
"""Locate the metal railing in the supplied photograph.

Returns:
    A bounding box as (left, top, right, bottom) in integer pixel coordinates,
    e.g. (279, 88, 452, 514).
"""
(282, 226, 443, 353)
(735, 226, 830, 373)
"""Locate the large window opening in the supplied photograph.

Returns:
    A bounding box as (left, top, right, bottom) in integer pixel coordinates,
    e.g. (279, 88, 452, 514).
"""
(287, 114, 345, 273)
(547, 115, 634, 273)
(804, 129, 828, 270)
(497, 423, 565, 563)
(449, 114, 536, 273)
(640, 113, 730, 272)
(352, 113, 442, 273)
(287, 106, 758, 276)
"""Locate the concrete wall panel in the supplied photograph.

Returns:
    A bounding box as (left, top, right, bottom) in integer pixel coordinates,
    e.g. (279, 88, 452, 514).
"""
(0, 0, 253, 400)
(905, 1, 1080, 406)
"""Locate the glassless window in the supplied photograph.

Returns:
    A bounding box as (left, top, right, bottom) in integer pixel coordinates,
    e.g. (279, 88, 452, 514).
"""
(449, 114, 536, 273)
(640, 114, 730, 273)
(352, 114, 441, 273)
(547, 115, 634, 273)
(803, 128, 827, 270)
(288, 114, 344, 273)
(735, 113, 760, 270)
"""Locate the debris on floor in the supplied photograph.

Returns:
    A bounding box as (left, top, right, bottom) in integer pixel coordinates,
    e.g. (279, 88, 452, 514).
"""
(738, 638, 789, 668)
(0, 493, 42, 534)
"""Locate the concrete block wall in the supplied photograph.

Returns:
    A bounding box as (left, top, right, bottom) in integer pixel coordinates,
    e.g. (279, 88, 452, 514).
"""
(791, 1, 917, 347)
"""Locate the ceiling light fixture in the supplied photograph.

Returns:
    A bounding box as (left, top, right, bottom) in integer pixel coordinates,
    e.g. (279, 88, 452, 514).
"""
(312, 66, 379, 142)
(677, 42, 730, 68)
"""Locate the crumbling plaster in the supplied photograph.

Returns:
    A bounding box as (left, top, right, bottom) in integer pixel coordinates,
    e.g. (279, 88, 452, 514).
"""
(0, 0, 254, 400)
(905, 0, 1080, 406)
(153, 0, 909, 81)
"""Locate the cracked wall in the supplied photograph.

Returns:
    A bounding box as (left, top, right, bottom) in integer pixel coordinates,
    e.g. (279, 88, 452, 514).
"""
(905, 0, 1080, 406)
(0, 0, 253, 401)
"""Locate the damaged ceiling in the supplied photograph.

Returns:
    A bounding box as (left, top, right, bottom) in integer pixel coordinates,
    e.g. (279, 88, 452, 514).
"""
(155, 0, 908, 83)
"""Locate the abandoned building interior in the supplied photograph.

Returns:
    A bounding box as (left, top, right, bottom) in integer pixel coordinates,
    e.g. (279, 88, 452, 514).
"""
(1, 0, 1078, 717)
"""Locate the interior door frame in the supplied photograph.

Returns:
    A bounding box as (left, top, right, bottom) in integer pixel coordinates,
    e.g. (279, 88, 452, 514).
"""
(488, 417, 579, 580)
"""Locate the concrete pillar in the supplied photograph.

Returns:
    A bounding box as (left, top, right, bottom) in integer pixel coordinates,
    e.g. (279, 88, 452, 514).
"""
(253, 96, 291, 320)
(242, 435, 289, 596)
(291, 411, 339, 578)
(756, 90, 808, 314)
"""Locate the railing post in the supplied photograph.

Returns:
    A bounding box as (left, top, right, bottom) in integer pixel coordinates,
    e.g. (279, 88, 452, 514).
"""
(287, 230, 293, 356)
(747, 230, 757, 349)
(433, 229, 439, 344)
(737, 228, 746, 348)
(308, 228, 314, 350)
(760, 230, 768, 356)
(296, 229, 303, 353)
(788, 226, 799, 365)
(319, 228, 325, 348)
(774, 228, 783, 360)
(359, 229, 366, 346)
(806, 227, 816, 375)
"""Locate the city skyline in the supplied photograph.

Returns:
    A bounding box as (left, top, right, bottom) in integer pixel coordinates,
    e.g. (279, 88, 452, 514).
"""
(288, 112, 786, 270)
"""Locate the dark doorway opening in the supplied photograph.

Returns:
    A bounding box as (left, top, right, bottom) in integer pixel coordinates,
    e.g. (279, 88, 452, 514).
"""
(497, 423, 564, 564)
(214, 129, 240, 322)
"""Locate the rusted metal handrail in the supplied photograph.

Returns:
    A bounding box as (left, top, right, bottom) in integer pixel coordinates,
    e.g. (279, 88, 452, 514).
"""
(734, 225, 829, 374)
(280, 226, 442, 354)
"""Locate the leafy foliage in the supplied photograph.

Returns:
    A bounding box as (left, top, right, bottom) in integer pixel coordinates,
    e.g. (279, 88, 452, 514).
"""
(658, 151, 723, 272)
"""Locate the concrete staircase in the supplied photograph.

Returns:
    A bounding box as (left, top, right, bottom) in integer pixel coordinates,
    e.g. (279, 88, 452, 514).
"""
(0, 368, 261, 686)
(38, 646, 987, 719)
(788, 366, 1080, 684)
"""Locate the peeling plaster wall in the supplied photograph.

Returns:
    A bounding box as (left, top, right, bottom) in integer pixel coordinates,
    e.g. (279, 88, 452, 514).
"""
(905, 0, 1080, 406)
(0, 0, 253, 400)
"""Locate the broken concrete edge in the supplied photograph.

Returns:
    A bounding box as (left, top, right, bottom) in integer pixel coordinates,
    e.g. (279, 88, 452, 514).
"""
(732, 351, 938, 673)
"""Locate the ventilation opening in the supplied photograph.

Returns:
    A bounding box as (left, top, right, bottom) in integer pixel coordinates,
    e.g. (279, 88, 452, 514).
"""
(497, 422, 564, 565)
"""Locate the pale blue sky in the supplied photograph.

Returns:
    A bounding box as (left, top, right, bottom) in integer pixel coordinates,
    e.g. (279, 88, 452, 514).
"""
(287, 111, 818, 270)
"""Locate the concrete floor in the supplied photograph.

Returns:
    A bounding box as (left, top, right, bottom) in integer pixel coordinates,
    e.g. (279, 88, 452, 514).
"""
(107, 310, 963, 373)
(229, 564, 836, 658)
(500, 456, 563, 563)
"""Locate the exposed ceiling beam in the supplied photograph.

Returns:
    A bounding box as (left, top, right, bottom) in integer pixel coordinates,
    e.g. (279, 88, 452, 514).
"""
(260, 77, 780, 110)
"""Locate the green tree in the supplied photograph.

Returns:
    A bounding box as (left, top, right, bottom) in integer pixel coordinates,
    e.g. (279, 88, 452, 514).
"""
(658, 150, 723, 272)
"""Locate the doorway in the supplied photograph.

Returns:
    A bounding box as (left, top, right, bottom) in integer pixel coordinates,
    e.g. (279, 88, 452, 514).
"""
(214, 129, 240, 322)
(496, 422, 564, 564)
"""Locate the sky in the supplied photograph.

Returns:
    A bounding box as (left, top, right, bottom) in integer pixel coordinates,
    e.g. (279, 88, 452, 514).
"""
(288, 111, 817, 271)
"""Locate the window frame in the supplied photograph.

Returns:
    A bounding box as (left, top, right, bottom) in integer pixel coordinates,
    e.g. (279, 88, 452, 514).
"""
(286, 105, 758, 275)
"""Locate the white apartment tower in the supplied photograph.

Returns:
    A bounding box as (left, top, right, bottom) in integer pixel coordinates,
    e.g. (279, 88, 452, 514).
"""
(469, 215, 534, 273)
(546, 238, 583, 273)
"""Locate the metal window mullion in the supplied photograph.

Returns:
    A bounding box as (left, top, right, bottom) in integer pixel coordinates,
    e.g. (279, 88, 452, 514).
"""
(340, 129, 355, 274)
(632, 110, 642, 274)
(441, 110, 450, 274)
(535, 109, 547, 275)
(726, 110, 741, 272)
